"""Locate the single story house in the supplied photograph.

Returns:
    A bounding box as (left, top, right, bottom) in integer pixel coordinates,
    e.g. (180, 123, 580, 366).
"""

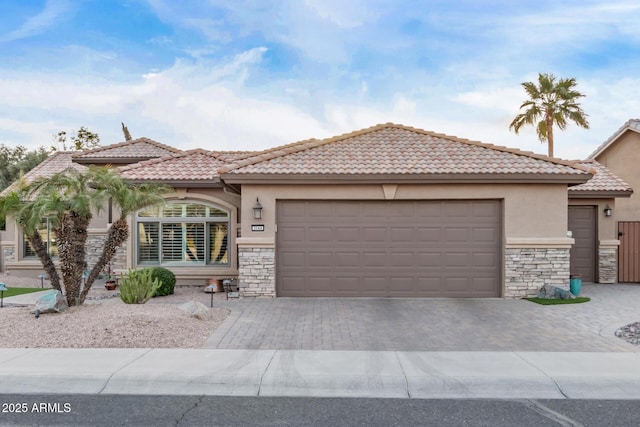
(0, 123, 633, 298)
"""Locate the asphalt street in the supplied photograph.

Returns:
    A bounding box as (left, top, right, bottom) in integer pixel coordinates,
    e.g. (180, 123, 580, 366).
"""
(1, 395, 639, 426)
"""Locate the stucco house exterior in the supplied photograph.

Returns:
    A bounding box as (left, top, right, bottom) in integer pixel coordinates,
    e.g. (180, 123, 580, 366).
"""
(0, 123, 632, 298)
(587, 119, 640, 282)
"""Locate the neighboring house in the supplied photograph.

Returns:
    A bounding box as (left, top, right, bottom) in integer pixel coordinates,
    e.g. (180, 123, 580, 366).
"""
(587, 119, 640, 282)
(0, 123, 632, 297)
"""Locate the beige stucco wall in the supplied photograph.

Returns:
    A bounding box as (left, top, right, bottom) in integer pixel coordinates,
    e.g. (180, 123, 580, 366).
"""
(239, 183, 571, 243)
(568, 198, 617, 242)
(594, 131, 640, 222)
(3, 186, 242, 281)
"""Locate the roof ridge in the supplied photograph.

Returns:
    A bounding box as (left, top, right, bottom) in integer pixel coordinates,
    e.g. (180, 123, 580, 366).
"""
(219, 123, 591, 175)
(72, 137, 182, 158)
(119, 148, 222, 172)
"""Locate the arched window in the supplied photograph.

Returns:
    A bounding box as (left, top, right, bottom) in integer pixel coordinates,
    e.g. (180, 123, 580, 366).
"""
(136, 202, 229, 266)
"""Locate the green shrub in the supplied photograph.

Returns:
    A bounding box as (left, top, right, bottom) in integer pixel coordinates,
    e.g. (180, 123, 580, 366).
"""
(119, 269, 161, 304)
(148, 267, 176, 297)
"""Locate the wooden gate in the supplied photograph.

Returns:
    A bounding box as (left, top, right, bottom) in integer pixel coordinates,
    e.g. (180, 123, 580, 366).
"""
(618, 222, 640, 282)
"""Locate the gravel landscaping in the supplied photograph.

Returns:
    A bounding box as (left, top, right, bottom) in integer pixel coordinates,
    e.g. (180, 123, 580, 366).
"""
(0, 273, 230, 348)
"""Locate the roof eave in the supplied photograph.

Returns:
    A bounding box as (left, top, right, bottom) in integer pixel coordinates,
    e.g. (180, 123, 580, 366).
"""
(73, 157, 160, 165)
(221, 173, 592, 185)
(125, 179, 221, 188)
(568, 190, 633, 198)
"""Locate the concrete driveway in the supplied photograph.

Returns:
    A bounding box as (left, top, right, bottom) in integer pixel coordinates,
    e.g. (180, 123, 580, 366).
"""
(204, 284, 640, 352)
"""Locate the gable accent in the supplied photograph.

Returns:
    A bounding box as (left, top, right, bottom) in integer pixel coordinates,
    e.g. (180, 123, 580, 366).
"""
(382, 184, 397, 200)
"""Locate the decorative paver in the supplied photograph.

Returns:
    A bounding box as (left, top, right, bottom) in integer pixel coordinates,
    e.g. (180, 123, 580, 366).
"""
(204, 284, 640, 352)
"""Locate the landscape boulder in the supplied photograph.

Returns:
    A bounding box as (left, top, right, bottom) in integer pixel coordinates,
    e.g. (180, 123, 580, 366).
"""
(537, 284, 575, 300)
(178, 301, 211, 320)
(32, 290, 68, 314)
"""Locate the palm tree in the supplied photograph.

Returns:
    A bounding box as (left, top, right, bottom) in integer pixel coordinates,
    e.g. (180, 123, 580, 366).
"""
(509, 73, 589, 157)
(0, 166, 170, 306)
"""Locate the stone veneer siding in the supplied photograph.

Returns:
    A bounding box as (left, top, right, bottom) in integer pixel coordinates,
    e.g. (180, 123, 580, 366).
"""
(2, 246, 15, 271)
(238, 247, 275, 297)
(598, 247, 617, 284)
(505, 248, 570, 298)
(86, 235, 127, 272)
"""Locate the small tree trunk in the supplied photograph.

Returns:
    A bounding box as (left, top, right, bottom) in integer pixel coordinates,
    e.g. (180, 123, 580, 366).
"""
(28, 231, 61, 291)
(546, 115, 554, 158)
(56, 212, 90, 306)
(79, 218, 129, 304)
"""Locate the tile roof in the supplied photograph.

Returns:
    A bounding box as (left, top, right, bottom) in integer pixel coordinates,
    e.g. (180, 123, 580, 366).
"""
(569, 160, 633, 195)
(588, 119, 640, 159)
(119, 149, 226, 182)
(72, 137, 182, 161)
(0, 152, 85, 197)
(219, 123, 591, 177)
(211, 150, 256, 162)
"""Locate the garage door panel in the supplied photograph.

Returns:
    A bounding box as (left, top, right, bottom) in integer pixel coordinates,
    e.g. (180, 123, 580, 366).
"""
(362, 277, 387, 293)
(307, 227, 333, 242)
(445, 203, 471, 217)
(389, 252, 414, 267)
(277, 200, 501, 297)
(445, 252, 470, 267)
(335, 227, 360, 241)
(445, 227, 469, 242)
(362, 252, 387, 267)
(335, 277, 360, 293)
(335, 252, 360, 266)
(473, 201, 500, 218)
(473, 277, 498, 293)
(416, 277, 443, 293)
(280, 252, 305, 267)
(308, 252, 333, 267)
(417, 252, 443, 267)
(417, 227, 442, 241)
(363, 227, 386, 241)
(445, 277, 471, 292)
(280, 227, 305, 242)
(390, 227, 415, 242)
(417, 203, 444, 217)
(474, 252, 498, 268)
(473, 227, 499, 242)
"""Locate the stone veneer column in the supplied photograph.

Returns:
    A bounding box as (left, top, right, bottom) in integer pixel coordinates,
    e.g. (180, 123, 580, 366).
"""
(598, 240, 619, 284)
(2, 245, 16, 270)
(237, 239, 275, 297)
(504, 241, 572, 298)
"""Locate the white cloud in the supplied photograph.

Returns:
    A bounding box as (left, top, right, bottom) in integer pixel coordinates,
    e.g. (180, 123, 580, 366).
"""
(0, 0, 72, 42)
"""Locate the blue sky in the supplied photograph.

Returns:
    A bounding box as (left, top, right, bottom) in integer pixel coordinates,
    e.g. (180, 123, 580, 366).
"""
(1, 0, 639, 159)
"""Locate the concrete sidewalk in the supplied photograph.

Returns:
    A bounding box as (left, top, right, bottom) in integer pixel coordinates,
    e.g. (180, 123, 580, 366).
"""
(1, 348, 640, 399)
(2, 286, 640, 400)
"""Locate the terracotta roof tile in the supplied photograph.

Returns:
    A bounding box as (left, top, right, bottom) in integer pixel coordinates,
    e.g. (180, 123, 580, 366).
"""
(219, 123, 591, 176)
(72, 137, 182, 160)
(0, 152, 85, 197)
(569, 160, 633, 195)
(120, 149, 226, 182)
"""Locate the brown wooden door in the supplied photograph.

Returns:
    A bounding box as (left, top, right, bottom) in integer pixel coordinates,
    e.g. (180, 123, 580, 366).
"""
(568, 206, 597, 282)
(618, 222, 640, 282)
(276, 200, 502, 297)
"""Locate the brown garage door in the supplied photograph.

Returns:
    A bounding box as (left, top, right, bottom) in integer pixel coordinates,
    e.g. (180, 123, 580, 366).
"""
(276, 200, 502, 297)
(568, 206, 596, 282)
